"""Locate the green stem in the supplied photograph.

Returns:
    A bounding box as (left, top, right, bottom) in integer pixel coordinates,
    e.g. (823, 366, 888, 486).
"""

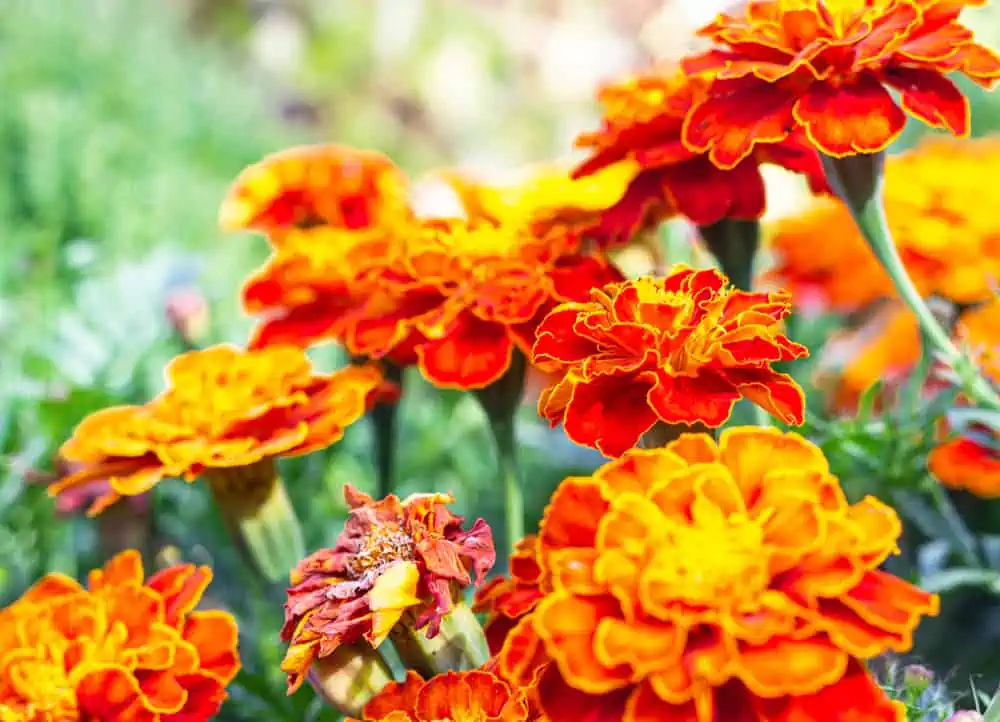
(925, 480, 983, 569)
(822, 153, 1000, 412)
(697, 218, 760, 292)
(205, 459, 305, 584)
(372, 362, 404, 500)
(474, 350, 527, 554)
(388, 602, 490, 678)
(307, 643, 395, 717)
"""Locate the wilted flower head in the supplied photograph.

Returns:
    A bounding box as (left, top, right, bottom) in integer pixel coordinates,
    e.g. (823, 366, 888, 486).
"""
(494, 427, 938, 722)
(682, 0, 1000, 166)
(766, 137, 1000, 313)
(0, 550, 239, 721)
(281, 485, 495, 692)
(348, 670, 533, 722)
(930, 298, 1000, 496)
(532, 266, 808, 456)
(218, 144, 411, 235)
(51, 345, 393, 513)
(574, 66, 827, 235)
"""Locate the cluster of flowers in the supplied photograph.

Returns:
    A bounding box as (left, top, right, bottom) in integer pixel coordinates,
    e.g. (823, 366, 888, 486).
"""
(3, 0, 999, 719)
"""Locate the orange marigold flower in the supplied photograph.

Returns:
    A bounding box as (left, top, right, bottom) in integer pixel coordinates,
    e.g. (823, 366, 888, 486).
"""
(219, 144, 411, 235)
(682, 0, 1000, 167)
(765, 136, 1000, 313)
(501, 427, 938, 722)
(51, 345, 393, 513)
(0, 550, 239, 722)
(531, 266, 808, 457)
(574, 67, 827, 235)
(473, 535, 546, 656)
(396, 218, 623, 390)
(241, 227, 440, 361)
(281, 485, 495, 693)
(929, 298, 1000, 496)
(348, 670, 532, 722)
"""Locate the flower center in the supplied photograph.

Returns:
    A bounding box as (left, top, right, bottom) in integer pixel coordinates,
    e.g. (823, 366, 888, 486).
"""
(347, 523, 416, 580)
(645, 514, 770, 609)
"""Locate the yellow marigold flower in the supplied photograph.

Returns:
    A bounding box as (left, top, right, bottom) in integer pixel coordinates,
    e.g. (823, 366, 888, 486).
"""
(281, 485, 494, 693)
(0, 550, 239, 722)
(51, 345, 396, 582)
(349, 670, 535, 722)
(491, 428, 938, 722)
(765, 137, 1000, 313)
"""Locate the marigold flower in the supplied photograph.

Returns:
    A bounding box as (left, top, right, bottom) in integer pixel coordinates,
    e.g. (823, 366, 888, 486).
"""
(473, 535, 546, 655)
(574, 67, 827, 235)
(682, 0, 1000, 167)
(281, 485, 495, 692)
(531, 266, 808, 457)
(766, 137, 1000, 313)
(929, 298, 1000, 496)
(398, 218, 622, 390)
(498, 427, 938, 722)
(51, 345, 392, 513)
(0, 550, 239, 721)
(219, 144, 411, 235)
(347, 670, 532, 722)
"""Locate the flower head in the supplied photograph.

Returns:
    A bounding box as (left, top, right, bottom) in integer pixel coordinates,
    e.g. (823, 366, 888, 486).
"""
(531, 266, 808, 457)
(501, 427, 938, 722)
(766, 137, 1000, 313)
(682, 0, 1000, 167)
(51, 345, 393, 513)
(348, 670, 532, 722)
(929, 298, 1000, 496)
(281, 485, 495, 692)
(219, 144, 411, 235)
(574, 67, 827, 234)
(397, 217, 622, 390)
(0, 550, 239, 721)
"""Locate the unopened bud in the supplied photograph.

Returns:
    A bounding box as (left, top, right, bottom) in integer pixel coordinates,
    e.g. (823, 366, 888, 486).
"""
(902, 664, 934, 693)
(946, 711, 983, 722)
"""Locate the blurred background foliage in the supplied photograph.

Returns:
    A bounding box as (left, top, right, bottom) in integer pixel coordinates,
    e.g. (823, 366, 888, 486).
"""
(3, 0, 1000, 718)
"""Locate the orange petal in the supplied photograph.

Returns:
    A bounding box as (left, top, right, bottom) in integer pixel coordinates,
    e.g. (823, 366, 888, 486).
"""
(76, 666, 156, 722)
(718, 427, 827, 500)
(736, 636, 847, 697)
(363, 670, 424, 719)
(416, 314, 513, 390)
(647, 371, 741, 427)
(792, 76, 906, 158)
(183, 611, 241, 684)
(883, 67, 969, 136)
(563, 371, 660, 457)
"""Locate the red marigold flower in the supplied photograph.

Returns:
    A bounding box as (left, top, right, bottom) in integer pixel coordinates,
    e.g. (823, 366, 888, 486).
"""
(682, 0, 1000, 167)
(347, 670, 532, 722)
(929, 298, 1000, 496)
(531, 266, 808, 457)
(765, 136, 1000, 313)
(497, 427, 938, 722)
(574, 67, 827, 236)
(281, 485, 495, 693)
(0, 550, 239, 722)
(50, 345, 394, 513)
(219, 144, 411, 235)
(398, 218, 623, 390)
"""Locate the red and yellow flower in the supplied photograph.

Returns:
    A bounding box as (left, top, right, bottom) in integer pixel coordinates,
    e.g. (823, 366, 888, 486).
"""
(531, 266, 808, 457)
(392, 218, 622, 390)
(474, 535, 546, 656)
(348, 670, 532, 722)
(573, 67, 827, 236)
(50, 345, 394, 513)
(489, 427, 938, 722)
(765, 136, 1000, 313)
(0, 550, 239, 722)
(682, 0, 1000, 166)
(281, 485, 495, 692)
(929, 298, 1000, 496)
(218, 143, 411, 236)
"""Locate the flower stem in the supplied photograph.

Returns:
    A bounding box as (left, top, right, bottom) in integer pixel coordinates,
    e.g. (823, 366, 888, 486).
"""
(474, 350, 527, 554)
(205, 459, 305, 584)
(372, 361, 404, 500)
(822, 153, 1000, 412)
(388, 601, 490, 678)
(308, 642, 395, 718)
(697, 218, 760, 292)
